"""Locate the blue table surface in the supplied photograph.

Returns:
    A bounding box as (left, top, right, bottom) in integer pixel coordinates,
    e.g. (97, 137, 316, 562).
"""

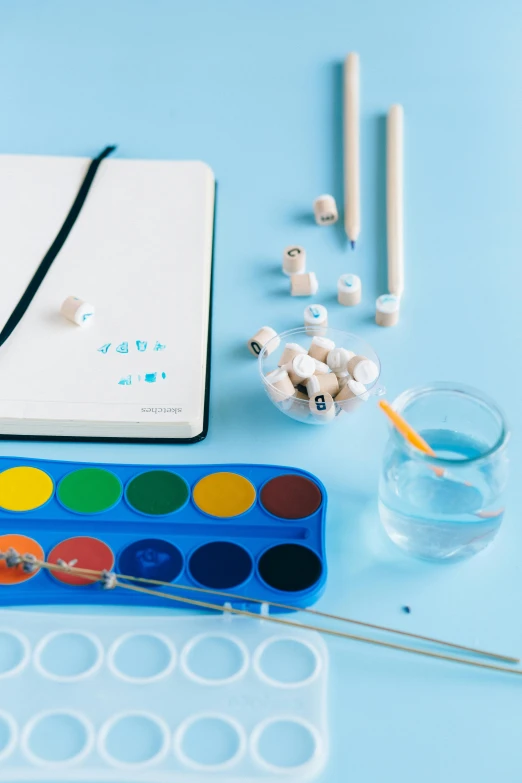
(1, 0, 522, 779)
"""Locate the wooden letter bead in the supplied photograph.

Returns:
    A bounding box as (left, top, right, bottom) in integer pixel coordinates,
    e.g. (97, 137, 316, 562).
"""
(247, 326, 280, 356)
(278, 342, 307, 367)
(285, 354, 316, 385)
(308, 336, 335, 362)
(309, 391, 336, 422)
(313, 194, 338, 225)
(283, 245, 306, 276)
(290, 272, 319, 297)
(337, 273, 362, 306)
(304, 304, 328, 335)
(335, 378, 368, 411)
(60, 296, 95, 326)
(346, 355, 379, 384)
(376, 294, 400, 327)
(306, 373, 339, 398)
(265, 368, 295, 402)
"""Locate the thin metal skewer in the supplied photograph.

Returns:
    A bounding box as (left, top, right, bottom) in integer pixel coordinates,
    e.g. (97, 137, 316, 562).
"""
(90, 571, 522, 677)
(39, 559, 517, 664)
(24, 557, 522, 676)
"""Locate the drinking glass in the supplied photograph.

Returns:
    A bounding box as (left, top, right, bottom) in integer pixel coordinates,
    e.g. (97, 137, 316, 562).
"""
(379, 383, 509, 561)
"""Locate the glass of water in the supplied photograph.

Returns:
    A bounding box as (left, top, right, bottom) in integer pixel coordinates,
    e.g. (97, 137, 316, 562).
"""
(379, 383, 509, 561)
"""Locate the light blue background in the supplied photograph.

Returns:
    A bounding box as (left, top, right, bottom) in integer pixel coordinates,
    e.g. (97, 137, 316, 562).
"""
(1, 0, 521, 779)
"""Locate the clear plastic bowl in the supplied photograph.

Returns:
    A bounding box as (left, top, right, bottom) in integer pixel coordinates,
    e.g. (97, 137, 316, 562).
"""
(258, 327, 383, 425)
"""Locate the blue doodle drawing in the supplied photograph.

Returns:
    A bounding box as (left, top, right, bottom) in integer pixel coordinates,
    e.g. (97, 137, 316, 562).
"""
(99, 340, 166, 354)
(82, 312, 94, 322)
(309, 306, 321, 319)
(118, 371, 167, 385)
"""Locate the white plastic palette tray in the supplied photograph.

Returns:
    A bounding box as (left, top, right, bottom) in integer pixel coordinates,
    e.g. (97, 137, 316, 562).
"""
(0, 609, 328, 782)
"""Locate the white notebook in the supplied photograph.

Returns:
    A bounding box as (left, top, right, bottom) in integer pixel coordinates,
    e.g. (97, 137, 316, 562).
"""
(0, 153, 215, 441)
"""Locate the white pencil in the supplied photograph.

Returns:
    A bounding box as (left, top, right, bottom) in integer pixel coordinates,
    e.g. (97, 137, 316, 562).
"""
(343, 53, 360, 249)
(386, 104, 404, 297)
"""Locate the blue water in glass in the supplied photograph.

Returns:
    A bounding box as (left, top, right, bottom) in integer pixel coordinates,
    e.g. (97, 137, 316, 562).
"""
(379, 430, 504, 561)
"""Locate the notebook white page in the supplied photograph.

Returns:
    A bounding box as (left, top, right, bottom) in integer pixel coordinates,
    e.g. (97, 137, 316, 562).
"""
(0, 154, 215, 440)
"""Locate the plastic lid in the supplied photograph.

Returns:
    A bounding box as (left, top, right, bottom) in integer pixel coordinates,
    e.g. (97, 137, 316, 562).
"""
(284, 342, 307, 354)
(304, 305, 327, 324)
(265, 368, 289, 385)
(312, 359, 329, 374)
(352, 359, 379, 385)
(337, 274, 361, 292)
(292, 354, 316, 380)
(326, 348, 352, 373)
(376, 294, 400, 314)
(310, 336, 335, 351)
(347, 379, 368, 400)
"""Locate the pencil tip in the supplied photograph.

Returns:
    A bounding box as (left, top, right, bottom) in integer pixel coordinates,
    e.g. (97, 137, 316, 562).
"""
(350, 240, 356, 250)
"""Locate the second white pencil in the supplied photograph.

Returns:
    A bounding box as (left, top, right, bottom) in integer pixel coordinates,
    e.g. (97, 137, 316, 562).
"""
(386, 104, 404, 297)
(344, 53, 360, 249)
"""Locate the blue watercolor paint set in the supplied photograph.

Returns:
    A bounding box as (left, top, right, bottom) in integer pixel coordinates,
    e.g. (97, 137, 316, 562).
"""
(0, 457, 327, 611)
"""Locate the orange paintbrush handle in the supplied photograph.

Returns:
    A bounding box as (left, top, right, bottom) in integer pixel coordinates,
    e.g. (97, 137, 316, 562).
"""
(378, 399, 436, 457)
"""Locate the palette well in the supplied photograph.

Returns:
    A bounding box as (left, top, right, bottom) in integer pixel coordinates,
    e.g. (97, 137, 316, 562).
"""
(0, 458, 327, 610)
(0, 609, 328, 782)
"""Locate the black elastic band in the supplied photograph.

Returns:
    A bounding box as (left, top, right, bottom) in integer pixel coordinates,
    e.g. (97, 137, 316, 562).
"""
(0, 144, 116, 348)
